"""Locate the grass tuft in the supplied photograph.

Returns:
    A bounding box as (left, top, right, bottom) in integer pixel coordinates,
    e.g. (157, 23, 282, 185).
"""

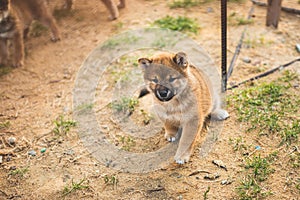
(103, 174, 118, 189)
(9, 167, 29, 178)
(111, 97, 139, 114)
(30, 22, 48, 37)
(153, 16, 200, 34)
(169, 0, 200, 8)
(0, 121, 10, 129)
(53, 115, 76, 135)
(62, 178, 89, 197)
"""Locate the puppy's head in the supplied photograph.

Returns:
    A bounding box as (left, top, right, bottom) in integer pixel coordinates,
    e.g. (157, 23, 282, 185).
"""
(138, 52, 189, 102)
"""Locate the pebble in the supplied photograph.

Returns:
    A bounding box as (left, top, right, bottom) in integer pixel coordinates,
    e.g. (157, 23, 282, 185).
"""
(242, 57, 251, 63)
(7, 137, 16, 146)
(221, 178, 233, 185)
(212, 160, 227, 171)
(296, 44, 300, 53)
(204, 173, 220, 180)
(0, 156, 3, 164)
(28, 150, 37, 156)
(40, 148, 47, 153)
(207, 7, 214, 13)
(255, 145, 261, 150)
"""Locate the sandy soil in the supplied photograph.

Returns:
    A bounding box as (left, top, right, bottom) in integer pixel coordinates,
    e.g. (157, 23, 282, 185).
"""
(0, 0, 299, 199)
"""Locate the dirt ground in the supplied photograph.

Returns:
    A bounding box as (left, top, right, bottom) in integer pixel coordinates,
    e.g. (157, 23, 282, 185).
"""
(0, 0, 299, 199)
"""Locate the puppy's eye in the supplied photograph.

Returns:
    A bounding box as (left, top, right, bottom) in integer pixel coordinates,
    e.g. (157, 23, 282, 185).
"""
(169, 77, 176, 82)
(151, 77, 158, 83)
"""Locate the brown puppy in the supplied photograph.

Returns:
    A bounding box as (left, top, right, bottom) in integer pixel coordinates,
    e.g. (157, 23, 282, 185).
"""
(64, 0, 126, 20)
(139, 52, 229, 164)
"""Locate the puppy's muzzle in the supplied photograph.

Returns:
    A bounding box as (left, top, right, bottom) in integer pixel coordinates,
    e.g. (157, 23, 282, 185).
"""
(155, 85, 174, 102)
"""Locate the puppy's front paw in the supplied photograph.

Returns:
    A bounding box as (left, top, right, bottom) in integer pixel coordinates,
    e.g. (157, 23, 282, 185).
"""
(174, 152, 190, 165)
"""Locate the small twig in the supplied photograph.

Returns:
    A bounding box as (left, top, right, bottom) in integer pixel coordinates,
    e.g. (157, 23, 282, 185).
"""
(147, 186, 165, 193)
(227, 5, 254, 79)
(251, 0, 300, 15)
(188, 170, 211, 176)
(0, 189, 8, 197)
(0, 148, 16, 155)
(33, 131, 52, 143)
(228, 58, 300, 90)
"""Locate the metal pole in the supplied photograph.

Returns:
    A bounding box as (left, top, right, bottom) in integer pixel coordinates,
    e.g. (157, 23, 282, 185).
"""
(221, 0, 227, 92)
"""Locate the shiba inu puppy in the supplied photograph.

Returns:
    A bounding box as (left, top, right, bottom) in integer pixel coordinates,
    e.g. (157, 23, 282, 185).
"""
(0, 0, 60, 67)
(64, 0, 126, 20)
(138, 52, 229, 164)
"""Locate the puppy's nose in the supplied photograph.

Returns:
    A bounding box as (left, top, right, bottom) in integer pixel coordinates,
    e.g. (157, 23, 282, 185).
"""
(155, 85, 174, 102)
(159, 89, 169, 98)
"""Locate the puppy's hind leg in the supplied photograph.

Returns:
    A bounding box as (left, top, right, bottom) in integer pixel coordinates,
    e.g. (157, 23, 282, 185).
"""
(117, 0, 125, 9)
(0, 39, 8, 66)
(37, 5, 61, 42)
(11, 32, 24, 67)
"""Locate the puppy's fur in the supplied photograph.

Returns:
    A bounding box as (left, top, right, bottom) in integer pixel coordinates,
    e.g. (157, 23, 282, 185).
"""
(139, 52, 229, 164)
(0, 0, 60, 67)
(64, 0, 125, 20)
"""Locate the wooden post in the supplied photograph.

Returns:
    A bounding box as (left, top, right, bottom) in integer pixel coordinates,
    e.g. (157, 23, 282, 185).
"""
(266, 0, 282, 28)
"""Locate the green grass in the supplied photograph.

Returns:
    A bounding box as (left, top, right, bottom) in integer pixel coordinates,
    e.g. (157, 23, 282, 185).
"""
(0, 65, 12, 76)
(0, 121, 10, 129)
(237, 174, 272, 200)
(244, 35, 274, 48)
(203, 186, 210, 200)
(103, 174, 118, 189)
(111, 97, 139, 114)
(9, 167, 29, 178)
(118, 135, 136, 151)
(245, 155, 274, 182)
(62, 178, 89, 197)
(153, 16, 200, 34)
(237, 18, 254, 25)
(53, 8, 76, 21)
(229, 136, 249, 153)
(228, 70, 300, 146)
(237, 154, 274, 199)
(53, 115, 76, 135)
(102, 34, 140, 49)
(169, 0, 200, 8)
(30, 22, 48, 37)
(230, 71, 300, 199)
(228, 12, 254, 26)
(289, 149, 300, 168)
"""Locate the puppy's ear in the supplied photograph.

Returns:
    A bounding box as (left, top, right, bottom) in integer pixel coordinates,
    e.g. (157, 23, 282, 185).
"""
(173, 52, 188, 69)
(138, 58, 152, 69)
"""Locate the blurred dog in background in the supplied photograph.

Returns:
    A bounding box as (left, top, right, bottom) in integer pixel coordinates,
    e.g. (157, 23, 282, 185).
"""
(0, 0, 60, 67)
(63, 0, 126, 20)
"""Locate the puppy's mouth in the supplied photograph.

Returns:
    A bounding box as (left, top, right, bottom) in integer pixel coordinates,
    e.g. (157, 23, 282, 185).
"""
(154, 85, 175, 102)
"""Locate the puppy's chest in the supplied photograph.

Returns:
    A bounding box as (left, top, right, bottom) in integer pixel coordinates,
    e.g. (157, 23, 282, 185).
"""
(154, 97, 196, 123)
